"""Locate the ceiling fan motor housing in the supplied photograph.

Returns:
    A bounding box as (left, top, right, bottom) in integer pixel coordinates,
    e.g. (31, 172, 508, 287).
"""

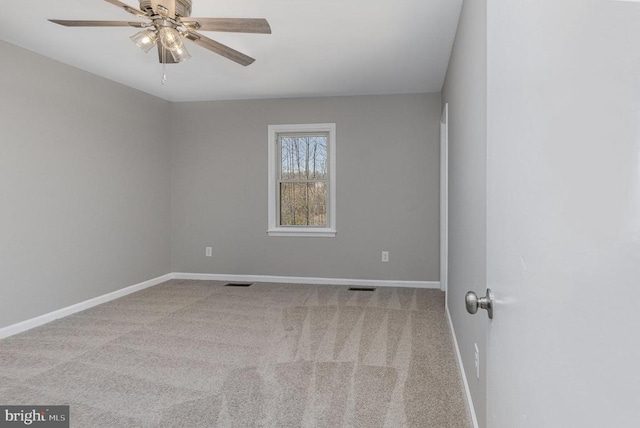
(139, 0, 192, 17)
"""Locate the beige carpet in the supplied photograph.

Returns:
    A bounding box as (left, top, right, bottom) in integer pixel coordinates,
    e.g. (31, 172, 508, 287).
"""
(0, 280, 471, 427)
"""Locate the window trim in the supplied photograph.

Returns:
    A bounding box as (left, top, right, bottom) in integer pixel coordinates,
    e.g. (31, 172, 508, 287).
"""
(268, 123, 336, 237)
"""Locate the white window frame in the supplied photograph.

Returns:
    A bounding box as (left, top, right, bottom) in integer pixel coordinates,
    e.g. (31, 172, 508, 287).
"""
(268, 123, 336, 237)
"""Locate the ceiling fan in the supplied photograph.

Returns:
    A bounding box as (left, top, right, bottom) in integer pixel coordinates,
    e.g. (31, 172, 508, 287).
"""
(48, 0, 271, 66)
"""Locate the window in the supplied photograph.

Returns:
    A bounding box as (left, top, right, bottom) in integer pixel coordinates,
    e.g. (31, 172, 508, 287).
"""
(268, 123, 336, 237)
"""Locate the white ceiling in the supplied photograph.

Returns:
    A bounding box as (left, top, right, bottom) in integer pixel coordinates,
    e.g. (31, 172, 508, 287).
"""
(0, 0, 462, 102)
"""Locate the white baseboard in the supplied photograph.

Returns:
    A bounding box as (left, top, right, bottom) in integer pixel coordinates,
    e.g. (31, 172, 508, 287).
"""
(446, 305, 479, 428)
(0, 273, 173, 339)
(172, 272, 440, 289)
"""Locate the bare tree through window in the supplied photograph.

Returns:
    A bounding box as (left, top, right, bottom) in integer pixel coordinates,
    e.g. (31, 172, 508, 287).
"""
(278, 133, 328, 226)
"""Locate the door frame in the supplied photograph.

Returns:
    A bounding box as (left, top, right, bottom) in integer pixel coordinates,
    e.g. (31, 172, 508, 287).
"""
(440, 103, 449, 293)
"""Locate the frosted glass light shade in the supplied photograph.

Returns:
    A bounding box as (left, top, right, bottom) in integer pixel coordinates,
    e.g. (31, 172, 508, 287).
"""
(130, 30, 157, 53)
(170, 45, 191, 62)
(159, 27, 184, 52)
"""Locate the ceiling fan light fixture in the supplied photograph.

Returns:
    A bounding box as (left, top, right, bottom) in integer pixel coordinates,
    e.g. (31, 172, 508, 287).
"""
(49, 0, 270, 67)
(130, 29, 157, 53)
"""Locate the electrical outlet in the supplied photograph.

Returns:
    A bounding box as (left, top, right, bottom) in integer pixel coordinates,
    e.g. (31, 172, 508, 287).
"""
(474, 343, 480, 379)
(381, 251, 389, 262)
(205, 247, 212, 257)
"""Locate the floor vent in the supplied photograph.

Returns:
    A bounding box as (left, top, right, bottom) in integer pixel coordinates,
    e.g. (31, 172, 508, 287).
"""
(348, 287, 376, 292)
(224, 283, 253, 287)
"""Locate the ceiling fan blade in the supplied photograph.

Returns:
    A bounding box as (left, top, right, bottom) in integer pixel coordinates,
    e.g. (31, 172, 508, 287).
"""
(103, 0, 148, 18)
(181, 18, 271, 34)
(48, 19, 145, 28)
(157, 44, 177, 64)
(185, 31, 255, 66)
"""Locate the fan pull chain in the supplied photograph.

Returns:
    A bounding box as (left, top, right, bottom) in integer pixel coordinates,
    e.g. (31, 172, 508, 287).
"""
(161, 47, 167, 85)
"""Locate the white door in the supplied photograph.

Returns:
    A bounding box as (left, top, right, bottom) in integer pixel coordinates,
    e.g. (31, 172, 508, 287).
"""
(484, 0, 640, 426)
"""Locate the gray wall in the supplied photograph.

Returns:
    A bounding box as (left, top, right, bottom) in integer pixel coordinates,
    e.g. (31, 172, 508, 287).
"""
(0, 41, 172, 329)
(170, 94, 441, 282)
(442, 0, 488, 426)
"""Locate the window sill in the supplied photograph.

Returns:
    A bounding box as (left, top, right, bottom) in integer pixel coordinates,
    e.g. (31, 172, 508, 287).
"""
(267, 228, 336, 238)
